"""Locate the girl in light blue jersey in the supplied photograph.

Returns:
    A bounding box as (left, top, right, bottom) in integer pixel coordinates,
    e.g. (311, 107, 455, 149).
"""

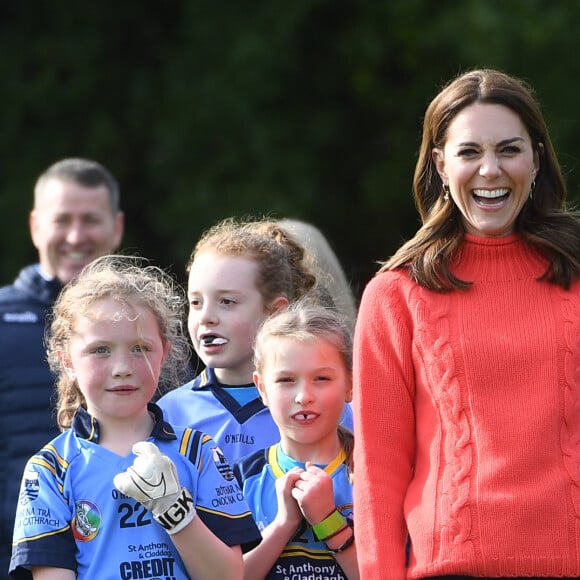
(157, 217, 350, 463)
(233, 301, 359, 580)
(10, 255, 260, 580)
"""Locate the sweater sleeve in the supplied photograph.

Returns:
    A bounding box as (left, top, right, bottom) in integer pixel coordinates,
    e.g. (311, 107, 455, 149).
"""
(353, 272, 416, 580)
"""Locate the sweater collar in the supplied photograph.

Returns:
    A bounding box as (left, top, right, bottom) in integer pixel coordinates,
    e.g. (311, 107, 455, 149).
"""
(451, 234, 550, 282)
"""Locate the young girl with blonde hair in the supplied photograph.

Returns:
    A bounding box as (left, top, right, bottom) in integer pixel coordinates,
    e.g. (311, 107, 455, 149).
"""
(10, 255, 260, 579)
(234, 301, 358, 579)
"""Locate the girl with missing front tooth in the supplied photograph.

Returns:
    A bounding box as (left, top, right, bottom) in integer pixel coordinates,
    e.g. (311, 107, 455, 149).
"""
(233, 301, 358, 580)
(157, 217, 354, 463)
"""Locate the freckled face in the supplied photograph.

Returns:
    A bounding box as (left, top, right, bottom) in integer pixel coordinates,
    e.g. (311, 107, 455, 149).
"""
(187, 252, 270, 385)
(433, 102, 539, 237)
(64, 297, 169, 424)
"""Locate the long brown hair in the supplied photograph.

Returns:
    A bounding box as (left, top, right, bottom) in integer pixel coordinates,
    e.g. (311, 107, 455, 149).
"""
(384, 68, 580, 291)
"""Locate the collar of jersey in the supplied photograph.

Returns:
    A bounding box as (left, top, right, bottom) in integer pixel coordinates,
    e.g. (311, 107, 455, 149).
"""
(72, 402, 177, 442)
(194, 366, 256, 391)
(268, 442, 346, 479)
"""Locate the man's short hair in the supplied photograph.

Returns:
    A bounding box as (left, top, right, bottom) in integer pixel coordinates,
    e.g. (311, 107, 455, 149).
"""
(34, 158, 121, 212)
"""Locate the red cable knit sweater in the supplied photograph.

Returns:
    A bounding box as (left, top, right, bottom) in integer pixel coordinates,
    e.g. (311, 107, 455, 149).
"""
(353, 234, 580, 579)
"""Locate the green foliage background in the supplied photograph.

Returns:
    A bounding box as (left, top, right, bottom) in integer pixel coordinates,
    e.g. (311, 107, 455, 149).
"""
(1, 0, 579, 299)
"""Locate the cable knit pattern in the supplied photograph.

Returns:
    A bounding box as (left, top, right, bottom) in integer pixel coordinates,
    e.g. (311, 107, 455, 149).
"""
(561, 292, 580, 517)
(353, 234, 580, 579)
(413, 289, 475, 561)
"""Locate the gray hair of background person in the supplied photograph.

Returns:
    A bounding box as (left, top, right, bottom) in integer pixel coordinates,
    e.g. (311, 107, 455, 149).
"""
(34, 157, 121, 212)
(277, 219, 358, 331)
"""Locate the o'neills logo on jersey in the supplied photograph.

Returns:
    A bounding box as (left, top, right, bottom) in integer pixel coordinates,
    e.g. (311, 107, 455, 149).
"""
(211, 446, 235, 481)
(224, 433, 255, 445)
(72, 499, 101, 542)
(20, 470, 40, 504)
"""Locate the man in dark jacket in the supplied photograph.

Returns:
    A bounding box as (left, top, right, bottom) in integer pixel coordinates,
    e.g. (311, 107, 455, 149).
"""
(0, 158, 124, 577)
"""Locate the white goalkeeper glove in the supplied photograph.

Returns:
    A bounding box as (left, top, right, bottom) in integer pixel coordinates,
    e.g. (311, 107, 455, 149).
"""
(113, 441, 196, 535)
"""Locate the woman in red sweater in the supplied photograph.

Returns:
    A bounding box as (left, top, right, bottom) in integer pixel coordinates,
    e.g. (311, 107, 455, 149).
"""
(353, 68, 580, 579)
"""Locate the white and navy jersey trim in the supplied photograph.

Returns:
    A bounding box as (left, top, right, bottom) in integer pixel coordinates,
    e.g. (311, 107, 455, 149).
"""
(10, 403, 261, 579)
(233, 444, 353, 580)
(158, 367, 282, 461)
(74, 401, 178, 444)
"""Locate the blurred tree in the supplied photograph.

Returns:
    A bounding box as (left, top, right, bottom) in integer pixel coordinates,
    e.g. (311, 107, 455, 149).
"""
(0, 0, 578, 299)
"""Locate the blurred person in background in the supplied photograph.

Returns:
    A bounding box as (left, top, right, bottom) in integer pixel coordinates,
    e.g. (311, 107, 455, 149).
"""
(277, 219, 358, 332)
(0, 158, 124, 577)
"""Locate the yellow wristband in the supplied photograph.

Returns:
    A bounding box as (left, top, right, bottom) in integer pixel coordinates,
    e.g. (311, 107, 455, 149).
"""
(312, 509, 347, 542)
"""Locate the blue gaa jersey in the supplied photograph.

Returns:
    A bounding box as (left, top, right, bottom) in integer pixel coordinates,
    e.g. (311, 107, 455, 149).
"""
(10, 403, 261, 580)
(233, 444, 353, 580)
(158, 367, 354, 462)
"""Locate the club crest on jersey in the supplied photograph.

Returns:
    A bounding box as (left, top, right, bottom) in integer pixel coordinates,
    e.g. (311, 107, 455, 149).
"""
(72, 499, 101, 541)
(211, 446, 234, 481)
(19, 470, 40, 505)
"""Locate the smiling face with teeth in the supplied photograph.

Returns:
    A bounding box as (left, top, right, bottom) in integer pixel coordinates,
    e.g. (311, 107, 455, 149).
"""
(255, 336, 352, 463)
(30, 178, 124, 284)
(432, 102, 539, 237)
